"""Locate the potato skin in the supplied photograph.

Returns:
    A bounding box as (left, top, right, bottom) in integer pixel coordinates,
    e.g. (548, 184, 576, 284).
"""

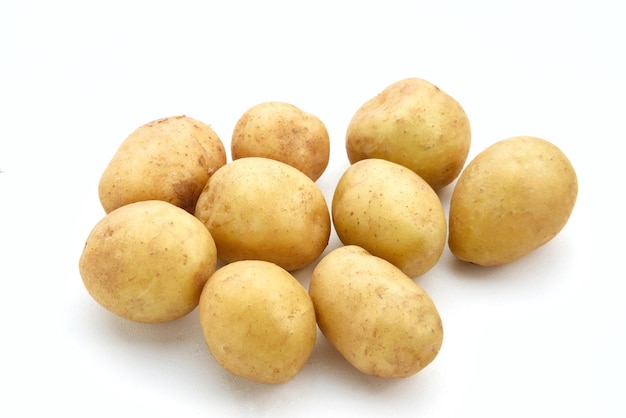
(309, 245, 443, 378)
(332, 158, 447, 278)
(448, 136, 578, 266)
(198, 260, 317, 384)
(98, 115, 227, 213)
(231, 101, 330, 181)
(346, 77, 471, 190)
(194, 157, 331, 271)
(79, 200, 218, 323)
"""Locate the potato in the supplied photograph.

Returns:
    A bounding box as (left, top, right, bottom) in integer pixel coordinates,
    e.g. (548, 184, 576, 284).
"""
(98, 115, 227, 214)
(346, 77, 471, 190)
(79, 200, 218, 323)
(231, 101, 330, 181)
(194, 157, 331, 271)
(309, 245, 444, 378)
(332, 158, 447, 278)
(448, 136, 578, 266)
(198, 260, 317, 384)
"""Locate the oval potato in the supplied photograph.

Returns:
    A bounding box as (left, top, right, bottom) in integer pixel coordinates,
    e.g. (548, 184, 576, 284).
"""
(448, 136, 578, 266)
(346, 77, 471, 190)
(79, 200, 218, 323)
(194, 157, 331, 271)
(309, 245, 444, 378)
(98, 115, 227, 213)
(332, 158, 447, 278)
(199, 260, 317, 384)
(231, 101, 330, 181)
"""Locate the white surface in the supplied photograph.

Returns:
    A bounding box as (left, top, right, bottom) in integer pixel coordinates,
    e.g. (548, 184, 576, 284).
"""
(1, 1, 622, 417)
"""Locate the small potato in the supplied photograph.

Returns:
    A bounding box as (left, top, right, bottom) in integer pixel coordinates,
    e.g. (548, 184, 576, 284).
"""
(199, 260, 317, 384)
(79, 200, 218, 323)
(309, 245, 444, 378)
(231, 101, 330, 181)
(332, 158, 447, 278)
(346, 77, 471, 190)
(99, 115, 227, 213)
(448, 136, 578, 266)
(194, 157, 331, 271)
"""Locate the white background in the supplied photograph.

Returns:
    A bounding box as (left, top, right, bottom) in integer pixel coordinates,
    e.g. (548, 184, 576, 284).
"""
(1, 1, 622, 417)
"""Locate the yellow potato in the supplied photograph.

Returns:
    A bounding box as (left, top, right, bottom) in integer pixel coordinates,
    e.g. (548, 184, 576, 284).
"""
(346, 77, 471, 190)
(332, 158, 447, 278)
(79, 200, 218, 323)
(231, 101, 330, 181)
(309, 245, 444, 378)
(198, 260, 317, 384)
(98, 115, 227, 213)
(194, 157, 331, 271)
(448, 136, 578, 266)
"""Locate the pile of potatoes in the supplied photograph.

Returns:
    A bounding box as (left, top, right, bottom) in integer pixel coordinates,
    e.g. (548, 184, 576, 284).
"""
(79, 77, 578, 385)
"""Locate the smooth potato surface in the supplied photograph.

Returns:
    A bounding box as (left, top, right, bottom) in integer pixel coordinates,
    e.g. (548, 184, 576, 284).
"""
(309, 245, 443, 378)
(448, 136, 578, 266)
(98, 115, 227, 213)
(194, 157, 331, 271)
(346, 77, 471, 190)
(79, 200, 218, 323)
(332, 158, 447, 278)
(199, 260, 317, 384)
(231, 101, 330, 181)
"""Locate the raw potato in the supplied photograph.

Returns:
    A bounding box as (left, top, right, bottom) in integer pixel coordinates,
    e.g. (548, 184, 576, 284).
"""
(198, 260, 317, 384)
(99, 115, 227, 213)
(194, 157, 331, 271)
(332, 158, 447, 278)
(79, 200, 218, 323)
(346, 77, 471, 190)
(231, 101, 330, 181)
(448, 136, 578, 266)
(309, 245, 443, 378)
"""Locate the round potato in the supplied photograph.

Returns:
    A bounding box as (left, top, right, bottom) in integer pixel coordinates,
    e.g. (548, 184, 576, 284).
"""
(448, 136, 578, 266)
(199, 260, 317, 384)
(79, 200, 218, 323)
(194, 157, 331, 271)
(332, 158, 447, 278)
(231, 101, 330, 181)
(346, 77, 471, 190)
(309, 245, 444, 378)
(99, 115, 227, 213)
